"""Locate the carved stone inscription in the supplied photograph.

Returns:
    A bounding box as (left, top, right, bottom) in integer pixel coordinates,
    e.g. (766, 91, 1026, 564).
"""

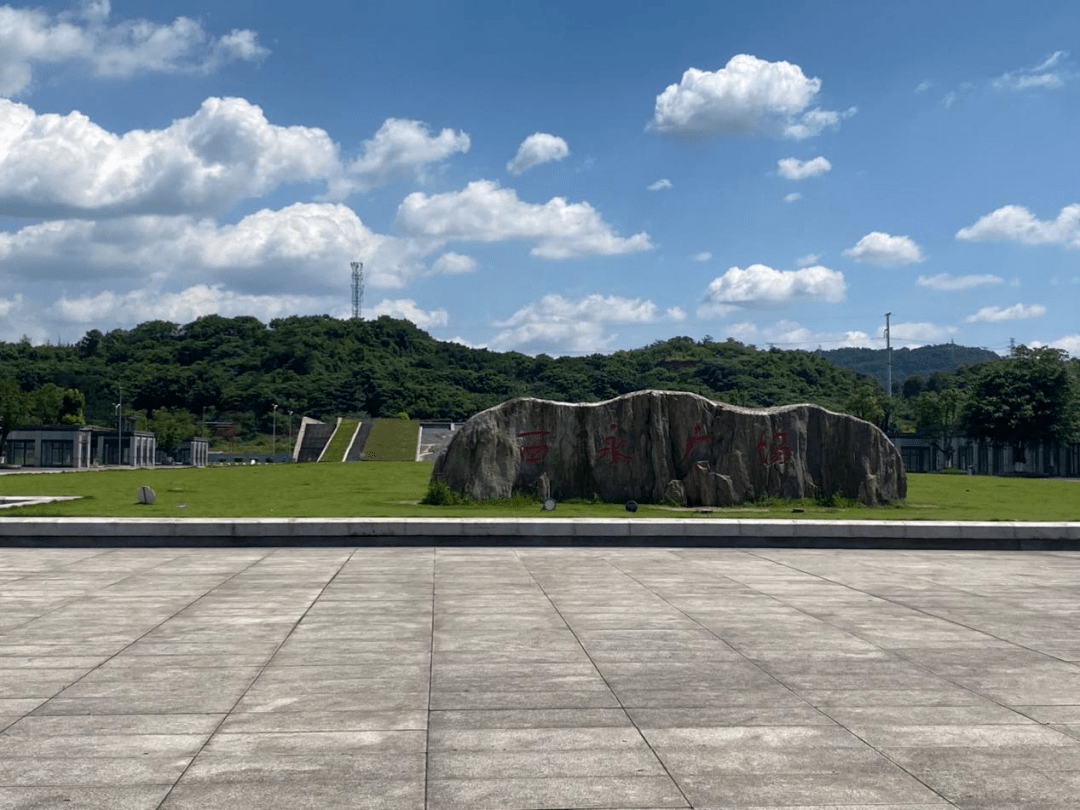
(433, 390, 906, 507)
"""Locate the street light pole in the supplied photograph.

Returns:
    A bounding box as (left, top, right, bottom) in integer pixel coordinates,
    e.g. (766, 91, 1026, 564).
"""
(288, 411, 294, 461)
(272, 404, 277, 462)
(116, 384, 123, 467)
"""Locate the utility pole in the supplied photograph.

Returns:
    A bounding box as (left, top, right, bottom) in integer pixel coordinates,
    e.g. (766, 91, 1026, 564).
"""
(272, 404, 278, 461)
(884, 313, 892, 433)
(117, 386, 123, 468)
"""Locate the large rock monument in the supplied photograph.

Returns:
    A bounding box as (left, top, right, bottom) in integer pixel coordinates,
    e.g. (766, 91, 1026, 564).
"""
(432, 390, 905, 506)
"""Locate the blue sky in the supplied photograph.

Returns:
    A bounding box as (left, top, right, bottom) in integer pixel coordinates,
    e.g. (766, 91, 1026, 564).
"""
(1, 0, 1077, 357)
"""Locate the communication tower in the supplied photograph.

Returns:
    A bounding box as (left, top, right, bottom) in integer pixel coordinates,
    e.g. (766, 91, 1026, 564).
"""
(350, 261, 364, 319)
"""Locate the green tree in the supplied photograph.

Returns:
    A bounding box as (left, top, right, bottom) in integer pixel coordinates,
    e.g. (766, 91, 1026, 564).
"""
(902, 374, 926, 400)
(150, 408, 199, 456)
(0, 379, 31, 461)
(845, 384, 885, 426)
(960, 346, 1080, 463)
(30, 383, 86, 425)
(915, 388, 965, 466)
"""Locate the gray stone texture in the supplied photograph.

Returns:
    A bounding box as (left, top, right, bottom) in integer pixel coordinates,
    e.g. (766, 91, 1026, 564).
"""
(432, 390, 906, 506)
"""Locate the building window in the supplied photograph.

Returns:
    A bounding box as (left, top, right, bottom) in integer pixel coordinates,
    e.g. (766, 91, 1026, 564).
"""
(6, 440, 35, 466)
(40, 440, 74, 467)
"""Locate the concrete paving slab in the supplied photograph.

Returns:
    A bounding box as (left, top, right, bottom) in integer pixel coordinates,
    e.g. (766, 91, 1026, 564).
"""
(2, 545, 1080, 808)
(0, 755, 191, 786)
(159, 780, 424, 810)
(180, 751, 426, 783)
(428, 708, 633, 730)
(2, 713, 224, 736)
(426, 775, 688, 809)
(0, 786, 173, 810)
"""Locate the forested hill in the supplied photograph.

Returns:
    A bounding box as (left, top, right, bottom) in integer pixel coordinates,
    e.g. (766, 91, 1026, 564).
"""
(821, 344, 1001, 387)
(3, 315, 882, 428)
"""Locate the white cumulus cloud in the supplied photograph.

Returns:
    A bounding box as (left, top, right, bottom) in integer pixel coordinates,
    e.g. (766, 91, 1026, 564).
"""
(0, 96, 338, 218)
(431, 252, 476, 275)
(370, 299, 449, 329)
(54, 284, 335, 326)
(891, 321, 958, 344)
(1046, 334, 1080, 358)
(782, 107, 856, 140)
(725, 320, 875, 350)
(992, 51, 1072, 92)
(489, 293, 683, 355)
(956, 204, 1080, 248)
(917, 273, 1003, 291)
(965, 303, 1047, 323)
(0, 98, 470, 218)
(844, 232, 924, 266)
(396, 180, 652, 259)
(647, 178, 672, 191)
(0, 1, 267, 97)
(777, 156, 831, 180)
(733, 318, 953, 349)
(0, 202, 434, 292)
(650, 54, 854, 139)
(506, 132, 569, 175)
(328, 118, 470, 198)
(795, 253, 820, 267)
(783, 192, 802, 203)
(698, 264, 846, 317)
(0, 292, 23, 318)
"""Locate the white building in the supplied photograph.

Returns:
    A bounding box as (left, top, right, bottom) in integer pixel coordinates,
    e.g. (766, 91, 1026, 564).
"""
(3, 424, 156, 468)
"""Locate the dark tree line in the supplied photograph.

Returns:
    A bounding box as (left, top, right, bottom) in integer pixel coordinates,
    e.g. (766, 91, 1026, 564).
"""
(3, 316, 1076, 460)
(2, 315, 872, 432)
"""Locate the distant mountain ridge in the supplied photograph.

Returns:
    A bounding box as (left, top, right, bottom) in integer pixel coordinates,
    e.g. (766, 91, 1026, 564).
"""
(820, 344, 1001, 387)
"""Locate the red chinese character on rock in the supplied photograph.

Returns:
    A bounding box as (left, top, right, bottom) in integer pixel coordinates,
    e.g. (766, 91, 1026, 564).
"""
(757, 430, 793, 466)
(597, 423, 631, 465)
(683, 423, 710, 460)
(517, 430, 551, 464)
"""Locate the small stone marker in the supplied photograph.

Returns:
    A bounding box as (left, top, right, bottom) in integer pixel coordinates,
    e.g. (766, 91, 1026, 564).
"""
(136, 486, 155, 505)
(542, 498, 556, 511)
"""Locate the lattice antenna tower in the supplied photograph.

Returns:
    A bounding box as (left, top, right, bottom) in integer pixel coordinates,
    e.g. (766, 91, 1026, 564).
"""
(350, 261, 364, 319)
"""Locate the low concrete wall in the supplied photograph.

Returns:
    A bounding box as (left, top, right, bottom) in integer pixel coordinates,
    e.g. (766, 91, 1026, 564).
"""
(1, 518, 1079, 549)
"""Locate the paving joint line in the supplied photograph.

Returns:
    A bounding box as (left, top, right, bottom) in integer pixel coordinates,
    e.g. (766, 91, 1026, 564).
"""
(615, 551, 959, 806)
(742, 547, 1080, 676)
(0, 547, 153, 636)
(424, 546, 436, 810)
(30, 549, 277, 708)
(605, 552, 830, 716)
(511, 547, 694, 810)
(153, 546, 359, 810)
(736, 549, 1080, 742)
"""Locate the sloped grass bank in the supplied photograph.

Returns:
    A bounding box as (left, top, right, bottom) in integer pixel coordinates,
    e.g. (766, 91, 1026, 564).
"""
(318, 418, 359, 462)
(362, 419, 420, 461)
(0, 467, 1077, 520)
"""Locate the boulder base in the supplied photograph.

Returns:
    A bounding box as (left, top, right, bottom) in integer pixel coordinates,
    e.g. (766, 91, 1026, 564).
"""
(432, 391, 905, 506)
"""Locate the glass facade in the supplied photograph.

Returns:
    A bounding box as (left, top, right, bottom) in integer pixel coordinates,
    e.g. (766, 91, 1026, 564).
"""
(40, 440, 74, 467)
(5, 440, 35, 466)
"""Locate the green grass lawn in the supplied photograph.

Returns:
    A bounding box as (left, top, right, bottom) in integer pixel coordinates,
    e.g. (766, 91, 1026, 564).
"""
(0, 466, 1077, 520)
(362, 419, 419, 461)
(318, 418, 359, 462)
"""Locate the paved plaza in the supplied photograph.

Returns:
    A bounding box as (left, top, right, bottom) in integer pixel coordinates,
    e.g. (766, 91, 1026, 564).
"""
(1, 545, 1079, 809)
